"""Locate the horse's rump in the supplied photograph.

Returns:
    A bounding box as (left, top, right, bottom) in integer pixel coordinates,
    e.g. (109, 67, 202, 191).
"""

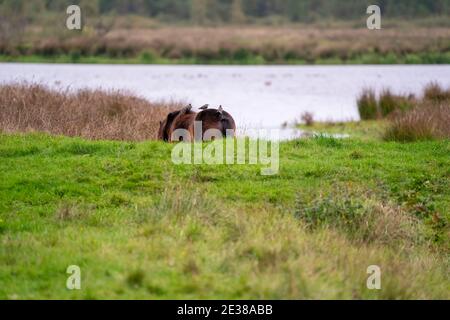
(159, 106, 236, 142)
(195, 109, 236, 140)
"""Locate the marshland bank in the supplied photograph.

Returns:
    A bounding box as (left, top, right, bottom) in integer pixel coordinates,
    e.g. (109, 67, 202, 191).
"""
(0, 83, 449, 299)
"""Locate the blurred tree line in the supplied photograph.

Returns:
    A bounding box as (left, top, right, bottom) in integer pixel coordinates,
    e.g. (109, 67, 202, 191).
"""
(1, 0, 449, 24)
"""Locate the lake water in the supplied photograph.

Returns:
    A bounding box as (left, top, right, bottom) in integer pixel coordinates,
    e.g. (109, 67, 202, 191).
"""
(1, 63, 449, 139)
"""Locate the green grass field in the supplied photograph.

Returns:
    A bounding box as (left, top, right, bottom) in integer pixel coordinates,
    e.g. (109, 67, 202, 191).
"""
(0, 129, 449, 299)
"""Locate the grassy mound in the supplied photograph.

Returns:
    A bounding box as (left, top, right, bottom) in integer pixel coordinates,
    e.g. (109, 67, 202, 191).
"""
(0, 133, 448, 299)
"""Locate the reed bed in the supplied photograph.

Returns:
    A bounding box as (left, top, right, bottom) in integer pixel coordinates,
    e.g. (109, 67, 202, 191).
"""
(358, 82, 450, 141)
(357, 89, 416, 120)
(384, 103, 450, 142)
(0, 83, 184, 141)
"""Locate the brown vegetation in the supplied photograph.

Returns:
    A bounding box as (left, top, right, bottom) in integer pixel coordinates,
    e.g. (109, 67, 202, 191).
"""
(424, 81, 450, 103)
(300, 112, 314, 126)
(100, 27, 450, 61)
(384, 83, 450, 142)
(357, 89, 416, 120)
(0, 83, 184, 141)
(384, 103, 450, 142)
(3, 26, 450, 63)
(358, 83, 450, 142)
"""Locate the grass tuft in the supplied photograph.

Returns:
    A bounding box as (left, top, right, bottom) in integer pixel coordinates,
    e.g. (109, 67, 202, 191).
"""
(424, 82, 450, 103)
(357, 89, 379, 120)
(294, 190, 425, 247)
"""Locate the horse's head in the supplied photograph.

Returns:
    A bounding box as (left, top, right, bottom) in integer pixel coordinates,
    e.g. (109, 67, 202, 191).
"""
(158, 119, 168, 141)
(158, 109, 182, 141)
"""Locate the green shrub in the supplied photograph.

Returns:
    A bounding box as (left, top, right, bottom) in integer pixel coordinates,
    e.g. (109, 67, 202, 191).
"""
(294, 191, 365, 233)
(70, 51, 81, 63)
(233, 48, 252, 62)
(294, 191, 423, 246)
(140, 50, 157, 63)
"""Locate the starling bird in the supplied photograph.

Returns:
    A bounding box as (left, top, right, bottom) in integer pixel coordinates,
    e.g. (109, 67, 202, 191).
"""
(199, 104, 209, 110)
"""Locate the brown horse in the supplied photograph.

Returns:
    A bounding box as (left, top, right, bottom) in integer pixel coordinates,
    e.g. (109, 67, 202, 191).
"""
(158, 105, 236, 142)
(169, 105, 197, 142)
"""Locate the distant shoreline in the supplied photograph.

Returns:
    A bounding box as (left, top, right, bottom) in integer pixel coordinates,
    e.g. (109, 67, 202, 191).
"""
(2, 25, 449, 66)
(1, 52, 449, 65)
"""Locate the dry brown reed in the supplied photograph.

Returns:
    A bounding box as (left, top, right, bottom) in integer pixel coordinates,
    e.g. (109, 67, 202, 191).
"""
(357, 82, 450, 142)
(384, 103, 450, 142)
(0, 83, 184, 141)
(423, 82, 450, 103)
(300, 112, 314, 126)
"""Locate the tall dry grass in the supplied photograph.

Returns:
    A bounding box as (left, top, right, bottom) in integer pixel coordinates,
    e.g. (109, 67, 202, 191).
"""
(379, 89, 415, 117)
(424, 82, 450, 103)
(384, 103, 450, 142)
(357, 88, 416, 120)
(382, 83, 450, 142)
(357, 89, 379, 120)
(0, 83, 184, 141)
(357, 83, 450, 142)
